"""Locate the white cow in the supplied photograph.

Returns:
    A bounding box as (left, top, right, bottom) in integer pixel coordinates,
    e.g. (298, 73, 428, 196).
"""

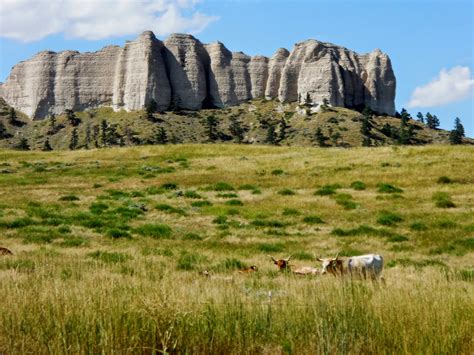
(317, 253, 384, 281)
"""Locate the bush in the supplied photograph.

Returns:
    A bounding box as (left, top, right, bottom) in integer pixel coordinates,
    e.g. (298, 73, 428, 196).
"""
(207, 182, 235, 191)
(184, 190, 202, 199)
(437, 176, 453, 184)
(182, 233, 203, 241)
(89, 202, 109, 214)
(410, 222, 428, 231)
(302, 215, 324, 224)
(145, 186, 165, 195)
(278, 188, 296, 196)
(225, 199, 243, 206)
(216, 193, 238, 198)
(59, 195, 80, 201)
(155, 203, 186, 215)
(377, 211, 403, 226)
(271, 169, 285, 175)
(213, 216, 228, 225)
(177, 252, 206, 271)
(350, 181, 366, 190)
(252, 219, 286, 228)
(135, 224, 172, 238)
(88, 251, 131, 263)
(335, 193, 358, 210)
(433, 192, 456, 208)
(106, 228, 131, 239)
(161, 182, 178, 190)
(314, 184, 341, 196)
(377, 183, 403, 194)
(282, 208, 300, 216)
(191, 200, 212, 207)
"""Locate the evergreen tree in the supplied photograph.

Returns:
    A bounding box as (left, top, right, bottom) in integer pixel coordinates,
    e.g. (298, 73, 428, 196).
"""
(416, 112, 424, 123)
(100, 119, 108, 146)
(400, 108, 411, 125)
(360, 114, 371, 137)
(145, 99, 158, 120)
(8, 108, 17, 124)
(266, 124, 277, 145)
(449, 117, 465, 145)
(49, 113, 56, 131)
(154, 127, 168, 144)
(85, 124, 91, 149)
(16, 137, 30, 150)
(205, 115, 219, 142)
(69, 128, 78, 150)
(229, 116, 245, 143)
(426, 112, 440, 129)
(42, 138, 53, 151)
(278, 118, 289, 143)
(315, 127, 328, 147)
(65, 109, 80, 126)
(0, 121, 7, 139)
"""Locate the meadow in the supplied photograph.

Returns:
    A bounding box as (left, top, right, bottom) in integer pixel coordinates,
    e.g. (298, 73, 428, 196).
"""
(0, 144, 472, 354)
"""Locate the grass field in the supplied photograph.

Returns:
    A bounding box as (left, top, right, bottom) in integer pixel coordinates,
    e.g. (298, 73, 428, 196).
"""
(0, 144, 473, 353)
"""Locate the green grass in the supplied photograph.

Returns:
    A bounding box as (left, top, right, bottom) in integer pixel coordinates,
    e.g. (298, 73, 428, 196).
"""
(0, 144, 472, 354)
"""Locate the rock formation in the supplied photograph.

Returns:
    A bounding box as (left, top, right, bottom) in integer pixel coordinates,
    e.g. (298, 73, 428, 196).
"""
(0, 31, 396, 119)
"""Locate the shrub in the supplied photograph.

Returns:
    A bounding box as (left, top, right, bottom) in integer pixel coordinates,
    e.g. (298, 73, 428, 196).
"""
(184, 190, 202, 199)
(335, 193, 358, 210)
(191, 200, 212, 207)
(282, 208, 300, 216)
(89, 202, 109, 214)
(135, 224, 172, 238)
(145, 186, 165, 195)
(207, 182, 235, 191)
(182, 233, 203, 241)
(88, 251, 131, 263)
(213, 216, 228, 225)
(106, 228, 131, 239)
(388, 235, 409, 242)
(278, 188, 296, 196)
(160, 182, 178, 190)
(238, 184, 259, 191)
(59, 195, 80, 201)
(377, 183, 403, 194)
(216, 193, 238, 198)
(155, 203, 186, 215)
(436, 219, 458, 229)
(314, 184, 341, 196)
(225, 199, 243, 206)
(57, 225, 72, 234)
(350, 181, 366, 190)
(252, 219, 286, 228)
(410, 222, 428, 231)
(432, 192, 456, 208)
(2, 217, 36, 228)
(377, 211, 403, 226)
(271, 169, 285, 175)
(60, 237, 88, 247)
(302, 215, 324, 224)
(105, 189, 130, 199)
(177, 252, 206, 271)
(437, 176, 453, 184)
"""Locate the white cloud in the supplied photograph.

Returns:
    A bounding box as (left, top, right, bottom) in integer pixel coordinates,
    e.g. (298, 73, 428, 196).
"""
(408, 66, 474, 108)
(0, 0, 218, 42)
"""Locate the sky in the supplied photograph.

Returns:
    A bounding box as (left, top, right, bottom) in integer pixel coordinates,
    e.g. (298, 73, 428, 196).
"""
(0, 0, 473, 136)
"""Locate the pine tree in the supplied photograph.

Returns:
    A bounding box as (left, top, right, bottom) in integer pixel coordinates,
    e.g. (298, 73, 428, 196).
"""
(205, 115, 219, 142)
(49, 113, 56, 131)
(65, 109, 80, 126)
(449, 117, 465, 145)
(315, 127, 328, 147)
(278, 118, 288, 143)
(146, 99, 158, 120)
(16, 137, 30, 150)
(69, 128, 78, 150)
(416, 112, 424, 123)
(229, 117, 244, 143)
(85, 124, 91, 149)
(154, 127, 168, 144)
(426, 112, 440, 129)
(100, 119, 108, 146)
(42, 138, 53, 151)
(266, 124, 277, 145)
(0, 121, 7, 139)
(400, 108, 411, 125)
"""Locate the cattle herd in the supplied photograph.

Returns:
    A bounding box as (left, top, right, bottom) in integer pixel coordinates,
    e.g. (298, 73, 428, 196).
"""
(0, 246, 384, 281)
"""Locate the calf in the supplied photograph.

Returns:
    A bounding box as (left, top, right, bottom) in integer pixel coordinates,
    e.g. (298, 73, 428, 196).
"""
(269, 255, 320, 275)
(317, 253, 384, 281)
(0, 247, 13, 255)
(239, 265, 258, 273)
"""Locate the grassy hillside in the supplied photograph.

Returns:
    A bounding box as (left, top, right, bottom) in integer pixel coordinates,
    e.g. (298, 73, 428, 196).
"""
(0, 144, 472, 353)
(1, 97, 470, 150)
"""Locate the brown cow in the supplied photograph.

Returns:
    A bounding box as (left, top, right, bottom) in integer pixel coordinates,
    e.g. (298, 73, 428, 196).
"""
(269, 255, 320, 275)
(0, 247, 13, 255)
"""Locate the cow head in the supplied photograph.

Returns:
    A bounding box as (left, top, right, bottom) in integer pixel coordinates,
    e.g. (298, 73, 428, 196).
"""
(317, 253, 342, 275)
(269, 255, 291, 270)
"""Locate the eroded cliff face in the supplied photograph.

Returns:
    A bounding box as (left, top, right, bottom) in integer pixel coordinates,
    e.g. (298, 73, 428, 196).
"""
(0, 31, 396, 119)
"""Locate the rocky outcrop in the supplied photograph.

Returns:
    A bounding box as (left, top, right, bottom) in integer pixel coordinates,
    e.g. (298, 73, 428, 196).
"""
(0, 31, 396, 119)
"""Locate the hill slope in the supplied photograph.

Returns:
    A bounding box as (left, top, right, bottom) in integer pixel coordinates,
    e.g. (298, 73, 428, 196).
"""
(0, 98, 470, 150)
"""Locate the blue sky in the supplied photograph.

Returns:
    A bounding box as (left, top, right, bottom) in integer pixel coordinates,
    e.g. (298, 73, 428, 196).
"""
(1, 0, 472, 136)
